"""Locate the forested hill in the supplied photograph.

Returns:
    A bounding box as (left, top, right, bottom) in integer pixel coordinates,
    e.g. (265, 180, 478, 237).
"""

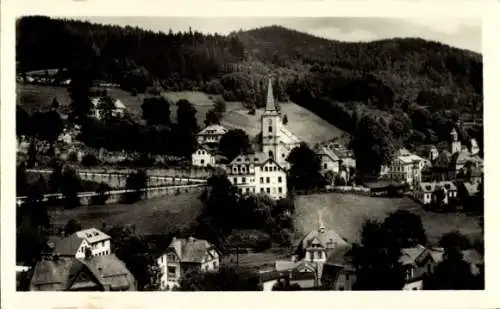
(17, 17, 483, 173)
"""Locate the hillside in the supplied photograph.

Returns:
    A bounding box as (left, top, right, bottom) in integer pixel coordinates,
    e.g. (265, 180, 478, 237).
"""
(16, 17, 483, 172)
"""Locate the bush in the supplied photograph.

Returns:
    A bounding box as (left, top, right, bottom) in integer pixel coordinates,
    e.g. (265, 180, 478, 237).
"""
(67, 151, 78, 162)
(225, 229, 272, 252)
(81, 153, 99, 167)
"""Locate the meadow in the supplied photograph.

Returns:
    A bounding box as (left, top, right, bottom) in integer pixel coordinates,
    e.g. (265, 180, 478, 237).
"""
(294, 192, 483, 246)
(47, 191, 204, 235)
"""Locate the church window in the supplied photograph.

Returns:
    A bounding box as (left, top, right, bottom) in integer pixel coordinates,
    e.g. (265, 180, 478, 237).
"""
(268, 126, 273, 133)
(268, 151, 274, 159)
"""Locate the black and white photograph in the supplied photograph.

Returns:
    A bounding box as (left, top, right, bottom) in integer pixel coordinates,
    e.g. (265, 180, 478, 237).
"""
(12, 14, 485, 293)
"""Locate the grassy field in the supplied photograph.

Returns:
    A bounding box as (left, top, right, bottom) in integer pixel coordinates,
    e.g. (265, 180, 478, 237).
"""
(221, 248, 291, 270)
(294, 193, 483, 246)
(221, 101, 347, 144)
(48, 191, 204, 235)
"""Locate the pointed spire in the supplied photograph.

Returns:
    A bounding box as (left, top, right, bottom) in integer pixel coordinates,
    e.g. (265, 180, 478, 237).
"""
(318, 210, 325, 233)
(265, 74, 276, 112)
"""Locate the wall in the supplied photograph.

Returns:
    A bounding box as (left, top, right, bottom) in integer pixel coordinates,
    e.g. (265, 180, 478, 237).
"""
(17, 184, 206, 207)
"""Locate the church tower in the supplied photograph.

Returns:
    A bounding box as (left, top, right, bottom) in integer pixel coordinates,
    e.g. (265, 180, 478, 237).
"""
(450, 128, 461, 154)
(261, 76, 282, 162)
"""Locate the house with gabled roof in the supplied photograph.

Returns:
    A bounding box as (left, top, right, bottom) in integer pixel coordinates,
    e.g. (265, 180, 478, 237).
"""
(29, 253, 136, 291)
(226, 152, 288, 200)
(156, 236, 220, 290)
(196, 124, 229, 145)
(45, 227, 112, 259)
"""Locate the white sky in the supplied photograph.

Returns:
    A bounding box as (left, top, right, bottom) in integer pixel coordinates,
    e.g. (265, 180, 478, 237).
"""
(72, 17, 481, 53)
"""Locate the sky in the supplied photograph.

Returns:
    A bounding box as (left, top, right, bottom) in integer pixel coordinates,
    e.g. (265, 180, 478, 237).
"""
(71, 17, 481, 53)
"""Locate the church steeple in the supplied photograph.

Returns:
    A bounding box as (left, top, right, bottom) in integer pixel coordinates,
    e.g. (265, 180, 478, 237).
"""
(265, 75, 278, 113)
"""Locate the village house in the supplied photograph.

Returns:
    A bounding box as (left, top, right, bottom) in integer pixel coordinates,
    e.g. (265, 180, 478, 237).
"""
(265, 212, 352, 290)
(316, 145, 340, 174)
(196, 124, 229, 145)
(226, 153, 288, 200)
(45, 227, 112, 259)
(399, 245, 442, 290)
(414, 181, 457, 206)
(380, 148, 426, 188)
(156, 236, 220, 290)
(191, 144, 217, 168)
(29, 253, 136, 291)
(89, 97, 127, 120)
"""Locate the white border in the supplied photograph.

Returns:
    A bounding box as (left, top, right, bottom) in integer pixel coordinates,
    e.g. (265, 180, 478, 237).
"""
(2, 1, 500, 309)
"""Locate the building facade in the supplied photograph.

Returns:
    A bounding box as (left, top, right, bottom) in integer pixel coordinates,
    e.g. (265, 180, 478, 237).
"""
(226, 153, 288, 200)
(191, 145, 217, 167)
(196, 124, 229, 145)
(156, 237, 220, 290)
(380, 149, 426, 187)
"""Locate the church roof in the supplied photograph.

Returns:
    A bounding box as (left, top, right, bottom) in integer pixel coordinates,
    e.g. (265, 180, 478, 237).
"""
(263, 76, 280, 116)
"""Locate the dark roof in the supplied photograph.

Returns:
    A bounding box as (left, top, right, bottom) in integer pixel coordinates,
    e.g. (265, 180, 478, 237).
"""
(29, 254, 135, 291)
(325, 245, 353, 269)
(50, 234, 84, 256)
(169, 237, 214, 263)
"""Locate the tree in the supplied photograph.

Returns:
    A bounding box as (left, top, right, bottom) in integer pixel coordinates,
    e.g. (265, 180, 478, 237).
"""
(287, 142, 324, 191)
(351, 219, 405, 290)
(173, 99, 199, 157)
(68, 64, 93, 123)
(51, 97, 60, 110)
(106, 225, 162, 290)
(423, 247, 478, 290)
(123, 170, 148, 203)
(272, 276, 301, 291)
(176, 266, 262, 291)
(218, 129, 251, 161)
(381, 210, 428, 248)
(204, 109, 221, 126)
(141, 96, 172, 126)
(438, 231, 472, 252)
(63, 219, 82, 236)
(16, 105, 32, 137)
(60, 167, 84, 208)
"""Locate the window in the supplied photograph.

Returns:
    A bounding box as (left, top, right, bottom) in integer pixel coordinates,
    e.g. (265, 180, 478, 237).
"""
(266, 177, 270, 183)
(260, 177, 264, 184)
(266, 188, 270, 194)
(324, 163, 327, 169)
(278, 187, 282, 193)
(233, 177, 237, 184)
(213, 261, 217, 269)
(246, 188, 250, 193)
(167, 266, 176, 277)
(200, 159, 205, 165)
(264, 166, 268, 172)
(242, 177, 246, 183)
(278, 176, 282, 183)
(260, 188, 264, 193)
(268, 126, 273, 133)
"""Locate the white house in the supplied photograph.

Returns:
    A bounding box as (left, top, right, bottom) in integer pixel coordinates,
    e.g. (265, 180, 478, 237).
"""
(156, 236, 219, 290)
(226, 153, 288, 200)
(380, 148, 426, 187)
(316, 145, 340, 174)
(191, 145, 217, 167)
(89, 97, 127, 120)
(47, 227, 111, 259)
(196, 124, 229, 145)
(414, 181, 457, 205)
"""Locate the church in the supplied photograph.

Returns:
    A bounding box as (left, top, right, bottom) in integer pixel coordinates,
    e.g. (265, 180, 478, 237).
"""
(260, 77, 301, 168)
(225, 76, 301, 199)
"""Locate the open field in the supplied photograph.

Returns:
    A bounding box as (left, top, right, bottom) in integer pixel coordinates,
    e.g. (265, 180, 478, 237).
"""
(221, 101, 347, 145)
(221, 248, 290, 270)
(48, 191, 204, 235)
(295, 193, 483, 245)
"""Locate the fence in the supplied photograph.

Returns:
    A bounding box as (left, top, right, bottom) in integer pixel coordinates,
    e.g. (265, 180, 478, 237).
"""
(294, 185, 371, 196)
